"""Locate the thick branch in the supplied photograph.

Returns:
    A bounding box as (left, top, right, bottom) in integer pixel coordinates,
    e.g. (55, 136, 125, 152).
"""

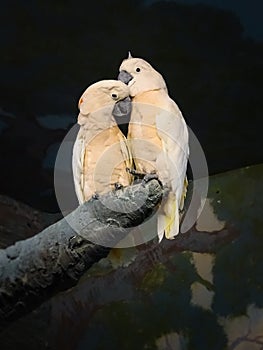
(0, 179, 163, 330)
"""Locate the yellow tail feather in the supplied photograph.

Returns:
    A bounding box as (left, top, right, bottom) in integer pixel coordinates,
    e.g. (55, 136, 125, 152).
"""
(158, 197, 180, 241)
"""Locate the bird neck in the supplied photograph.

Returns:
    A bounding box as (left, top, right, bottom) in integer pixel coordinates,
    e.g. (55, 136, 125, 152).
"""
(133, 88, 168, 105)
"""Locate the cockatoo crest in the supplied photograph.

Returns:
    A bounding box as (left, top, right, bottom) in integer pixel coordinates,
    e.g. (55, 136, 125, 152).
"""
(119, 57, 167, 97)
(78, 80, 129, 125)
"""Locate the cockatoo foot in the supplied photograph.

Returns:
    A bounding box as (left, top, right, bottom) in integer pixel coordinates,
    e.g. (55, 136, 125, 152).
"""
(114, 182, 123, 190)
(92, 192, 100, 200)
(126, 167, 146, 179)
(142, 172, 159, 185)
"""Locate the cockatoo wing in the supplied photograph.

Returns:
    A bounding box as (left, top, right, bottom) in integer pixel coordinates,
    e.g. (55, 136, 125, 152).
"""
(156, 103, 189, 240)
(72, 125, 86, 204)
(72, 113, 133, 205)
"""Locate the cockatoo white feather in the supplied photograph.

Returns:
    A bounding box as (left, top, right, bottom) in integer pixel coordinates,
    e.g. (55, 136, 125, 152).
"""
(72, 80, 133, 204)
(119, 57, 189, 241)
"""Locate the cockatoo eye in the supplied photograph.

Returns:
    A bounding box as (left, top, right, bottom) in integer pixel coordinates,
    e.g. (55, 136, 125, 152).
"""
(111, 93, 118, 100)
(136, 67, 141, 72)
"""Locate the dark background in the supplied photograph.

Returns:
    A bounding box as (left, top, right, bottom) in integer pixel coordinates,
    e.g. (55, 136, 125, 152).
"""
(0, 0, 262, 212)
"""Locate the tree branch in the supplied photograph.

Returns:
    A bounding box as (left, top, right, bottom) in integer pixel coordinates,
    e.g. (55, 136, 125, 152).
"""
(0, 178, 163, 330)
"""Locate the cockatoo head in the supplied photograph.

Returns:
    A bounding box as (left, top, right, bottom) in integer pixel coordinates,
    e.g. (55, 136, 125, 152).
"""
(78, 80, 130, 125)
(118, 55, 167, 97)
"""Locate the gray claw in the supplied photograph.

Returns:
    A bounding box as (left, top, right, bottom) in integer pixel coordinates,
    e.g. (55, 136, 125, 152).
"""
(92, 192, 100, 200)
(142, 172, 162, 187)
(126, 167, 146, 179)
(114, 182, 123, 190)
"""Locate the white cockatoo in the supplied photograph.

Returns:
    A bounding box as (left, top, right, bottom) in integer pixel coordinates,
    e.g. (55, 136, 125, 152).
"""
(72, 80, 133, 203)
(118, 54, 189, 241)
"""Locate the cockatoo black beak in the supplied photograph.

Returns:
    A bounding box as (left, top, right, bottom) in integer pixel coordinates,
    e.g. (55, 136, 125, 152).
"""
(118, 70, 133, 85)
(112, 96, 131, 118)
(112, 96, 132, 137)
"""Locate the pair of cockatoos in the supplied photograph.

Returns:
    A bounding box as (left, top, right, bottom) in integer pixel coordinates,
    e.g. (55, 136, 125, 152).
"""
(72, 54, 189, 242)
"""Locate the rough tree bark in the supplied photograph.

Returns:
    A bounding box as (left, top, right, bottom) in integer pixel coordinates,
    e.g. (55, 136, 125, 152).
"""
(0, 178, 163, 330)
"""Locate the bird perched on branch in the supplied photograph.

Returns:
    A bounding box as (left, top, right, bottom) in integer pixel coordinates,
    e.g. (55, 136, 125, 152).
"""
(118, 53, 189, 241)
(72, 80, 133, 204)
